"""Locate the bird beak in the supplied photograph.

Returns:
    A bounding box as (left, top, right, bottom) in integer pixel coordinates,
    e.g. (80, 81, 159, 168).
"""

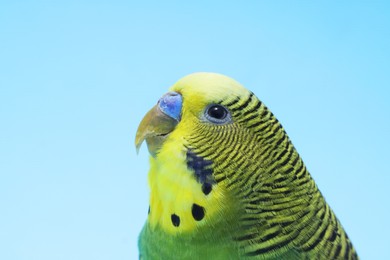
(135, 92, 182, 157)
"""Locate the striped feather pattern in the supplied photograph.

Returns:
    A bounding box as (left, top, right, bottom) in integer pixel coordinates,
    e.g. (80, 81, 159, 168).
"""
(185, 91, 358, 259)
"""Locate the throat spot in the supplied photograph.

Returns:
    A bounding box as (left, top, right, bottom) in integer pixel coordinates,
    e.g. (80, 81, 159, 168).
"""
(186, 150, 216, 193)
(192, 203, 205, 221)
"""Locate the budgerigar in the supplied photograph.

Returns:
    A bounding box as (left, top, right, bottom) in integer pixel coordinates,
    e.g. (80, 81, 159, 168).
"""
(135, 72, 358, 259)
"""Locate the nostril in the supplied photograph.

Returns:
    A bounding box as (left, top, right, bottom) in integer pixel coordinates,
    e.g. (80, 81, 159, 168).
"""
(158, 91, 182, 121)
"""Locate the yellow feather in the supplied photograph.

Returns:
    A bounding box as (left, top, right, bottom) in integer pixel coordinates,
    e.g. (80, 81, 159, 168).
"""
(147, 131, 226, 234)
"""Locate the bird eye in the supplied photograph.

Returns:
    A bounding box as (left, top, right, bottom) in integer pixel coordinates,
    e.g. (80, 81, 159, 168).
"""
(204, 104, 232, 124)
(207, 105, 227, 119)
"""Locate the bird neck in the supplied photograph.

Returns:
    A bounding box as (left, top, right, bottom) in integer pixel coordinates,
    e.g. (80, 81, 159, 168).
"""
(146, 140, 241, 236)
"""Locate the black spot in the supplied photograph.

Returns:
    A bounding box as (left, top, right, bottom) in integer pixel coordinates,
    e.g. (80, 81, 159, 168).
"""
(192, 204, 205, 221)
(171, 214, 180, 227)
(202, 183, 212, 195)
(148, 206, 150, 215)
(186, 150, 215, 185)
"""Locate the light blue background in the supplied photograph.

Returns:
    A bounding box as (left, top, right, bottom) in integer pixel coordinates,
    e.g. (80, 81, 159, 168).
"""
(1, 1, 389, 259)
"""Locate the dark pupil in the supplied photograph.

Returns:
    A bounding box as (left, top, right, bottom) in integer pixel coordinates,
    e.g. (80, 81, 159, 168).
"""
(208, 105, 226, 119)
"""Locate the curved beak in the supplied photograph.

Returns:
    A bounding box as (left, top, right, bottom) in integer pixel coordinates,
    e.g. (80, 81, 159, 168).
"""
(135, 92, 182, 157)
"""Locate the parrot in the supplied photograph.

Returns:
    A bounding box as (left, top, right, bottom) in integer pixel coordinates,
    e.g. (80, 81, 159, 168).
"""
(135, 72, 358, 259)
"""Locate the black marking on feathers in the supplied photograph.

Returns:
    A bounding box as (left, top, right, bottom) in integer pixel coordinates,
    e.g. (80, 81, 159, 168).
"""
(192, 203, 205, 221)
(186, 150, 215, 192)
(202, 183, 212, 195)
(231, 92, 254, 112)
(171, 214, 180, 227)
